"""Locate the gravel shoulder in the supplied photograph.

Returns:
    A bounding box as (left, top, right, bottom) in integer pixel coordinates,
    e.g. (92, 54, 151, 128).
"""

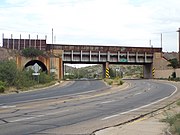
(95, 115, 167, 135)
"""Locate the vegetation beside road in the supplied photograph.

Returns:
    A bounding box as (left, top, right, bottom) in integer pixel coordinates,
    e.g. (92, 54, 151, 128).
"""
(168, 58, 180, 81)
(64, 64, 143, 80)
(160, 57, 180, 135)
(162, 100, 180, 135)
(0, 60, 55, 93)
(104, 76, 124, 86)
(21, 48, 44, 58)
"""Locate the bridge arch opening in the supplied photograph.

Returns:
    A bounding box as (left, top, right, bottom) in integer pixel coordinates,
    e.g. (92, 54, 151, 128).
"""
(24, 60, 48, 73)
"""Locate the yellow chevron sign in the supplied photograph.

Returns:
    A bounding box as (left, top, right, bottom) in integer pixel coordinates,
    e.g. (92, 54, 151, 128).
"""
(152, 68, 155, 77)
(106, 68, 109, 78)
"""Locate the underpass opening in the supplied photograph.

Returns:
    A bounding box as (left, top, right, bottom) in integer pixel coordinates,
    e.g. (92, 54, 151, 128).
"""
(24, 60, 48, 73)
(62, 63, 146, 80)
(63, 63, 103, 80)
(108, 64, 143, 79)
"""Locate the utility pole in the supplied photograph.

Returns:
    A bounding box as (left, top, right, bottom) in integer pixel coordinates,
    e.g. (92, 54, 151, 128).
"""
(160, 33, 162, 48)
(52, 28, 53, 44)
(52, 28, 54, 52)
(50, 28, 54, 73)
(177, 28, 180, 64)
(2, 33, 4, 47)
(149, 40, 152, 47)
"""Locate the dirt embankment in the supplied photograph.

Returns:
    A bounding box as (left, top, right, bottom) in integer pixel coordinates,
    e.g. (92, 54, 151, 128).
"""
(0, 47, 17, 61)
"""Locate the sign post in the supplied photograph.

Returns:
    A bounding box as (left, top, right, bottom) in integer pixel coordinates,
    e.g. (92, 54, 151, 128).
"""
(32, 63, 41, 83)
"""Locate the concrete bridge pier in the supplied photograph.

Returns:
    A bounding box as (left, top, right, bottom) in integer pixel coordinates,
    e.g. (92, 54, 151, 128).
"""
(143, 64, 153, 79)
(103, 62, 109, 78)
(58, 57, 63, 80)
(49, 57, 63, 80)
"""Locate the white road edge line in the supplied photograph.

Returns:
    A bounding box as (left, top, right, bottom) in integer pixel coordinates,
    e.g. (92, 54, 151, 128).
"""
(0, 105, 16, 109)
(101, 100, 116, 104)
(9, 109, 69, 123)
(102, 84, 177, 121)
(101, 114, 119, 120)
(5, 87, 110, 105)
(10, 115, 44, 122)
(134, 92, 142, 96)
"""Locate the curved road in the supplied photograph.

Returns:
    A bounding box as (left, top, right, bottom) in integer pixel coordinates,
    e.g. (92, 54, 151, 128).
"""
(0, 79, 177, 135)
(0, 80, 108, 105)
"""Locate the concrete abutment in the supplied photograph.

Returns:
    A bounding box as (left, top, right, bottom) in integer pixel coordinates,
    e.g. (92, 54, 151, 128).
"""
(16, 55, 64, 80)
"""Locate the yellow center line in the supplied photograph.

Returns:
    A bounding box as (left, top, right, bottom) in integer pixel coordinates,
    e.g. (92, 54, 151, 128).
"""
(128, 117, 147, 125)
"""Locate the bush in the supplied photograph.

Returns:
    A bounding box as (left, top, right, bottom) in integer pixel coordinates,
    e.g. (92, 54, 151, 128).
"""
(0, 60, 55, 91)
(162, 113, 180, 135)
(0, 86, 5, 93)
(15, 70, 37, 89)
(39, 72, 54, 84)
(174, 120, 180, 134)
(169, 77, 180, 82)
(22, 48, 44, 58)
(113, 77, 124, 86)
(0, 81, 5, 93)
(171, 72, 176, 79)
(118, 80, 124, 85)
(104, 77, 124, 86)
(64, 75, 75, 80)
(108, 80, 113, 85)
(104, 79, 113, 85)
(0, 81, 5, 86)
(166, 115, 177, 126)
(177, 100, 180, 106)
(0, 60, 17, 86)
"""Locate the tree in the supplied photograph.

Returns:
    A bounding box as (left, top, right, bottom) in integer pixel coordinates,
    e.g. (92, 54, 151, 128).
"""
(168, 58, 179, 69)
(0, 60, 17, 86)
(0, 81, 5, 93)
(168, 58, 179, 78)
(109, 68, 116, 79)
(22, 48, 44, 58)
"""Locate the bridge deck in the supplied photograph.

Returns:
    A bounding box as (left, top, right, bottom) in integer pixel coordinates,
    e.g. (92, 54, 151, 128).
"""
(47, 44, 162, 53)
(46, 44, 162, 64)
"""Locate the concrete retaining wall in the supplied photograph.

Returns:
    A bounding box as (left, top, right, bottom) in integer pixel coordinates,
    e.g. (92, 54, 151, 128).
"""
(155, 68, 180, 78)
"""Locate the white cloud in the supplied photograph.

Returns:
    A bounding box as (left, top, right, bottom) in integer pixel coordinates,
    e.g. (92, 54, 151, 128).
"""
(0, 0, 180, 51)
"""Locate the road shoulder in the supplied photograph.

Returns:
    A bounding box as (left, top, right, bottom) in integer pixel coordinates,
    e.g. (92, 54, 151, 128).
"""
(95, 115, 167, 135)
(95, 80, 180, 135)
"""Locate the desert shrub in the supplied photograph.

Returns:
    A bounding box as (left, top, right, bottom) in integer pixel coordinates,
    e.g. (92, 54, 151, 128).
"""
(22, 48, 44, 58)
(165, 115, 177, 126)
(162, 113, 180, 135)
(0, 60, 17, 86)
(118, 80, 124, 85)
(0, 81, 5, 93)
(0, 60, 55, 91)
(174, 119, 180, 135)
(171, 72, 176, 79)
(108, 80, 113, 85)
(39, 72, 54, 84)
(15, 70, 36, 89)
(177, 100, 180, 106)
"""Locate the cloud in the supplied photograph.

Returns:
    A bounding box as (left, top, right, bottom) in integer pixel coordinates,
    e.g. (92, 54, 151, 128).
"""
(0, 0, 179, 51)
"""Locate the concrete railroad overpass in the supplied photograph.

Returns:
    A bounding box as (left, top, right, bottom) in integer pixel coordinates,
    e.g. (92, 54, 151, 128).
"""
(3, 38, 162, 79)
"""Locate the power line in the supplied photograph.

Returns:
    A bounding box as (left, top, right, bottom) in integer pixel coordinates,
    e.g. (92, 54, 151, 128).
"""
(152, 31, 176, 34)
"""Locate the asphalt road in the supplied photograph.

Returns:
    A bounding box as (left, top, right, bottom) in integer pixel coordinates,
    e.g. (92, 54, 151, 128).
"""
(0, 80, 108, 105)
(0, 79, 177, 135)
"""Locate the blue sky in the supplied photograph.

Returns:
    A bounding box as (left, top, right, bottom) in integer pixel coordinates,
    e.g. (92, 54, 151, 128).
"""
(0, 0, 180, 52)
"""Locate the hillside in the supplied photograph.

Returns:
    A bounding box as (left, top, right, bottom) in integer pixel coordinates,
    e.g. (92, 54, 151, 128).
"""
(0, 47, 17, 61)
(64, 64, 143, 79)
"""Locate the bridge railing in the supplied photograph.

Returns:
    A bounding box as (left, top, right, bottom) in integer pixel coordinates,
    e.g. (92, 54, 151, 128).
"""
(47, 44, 162, 53)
